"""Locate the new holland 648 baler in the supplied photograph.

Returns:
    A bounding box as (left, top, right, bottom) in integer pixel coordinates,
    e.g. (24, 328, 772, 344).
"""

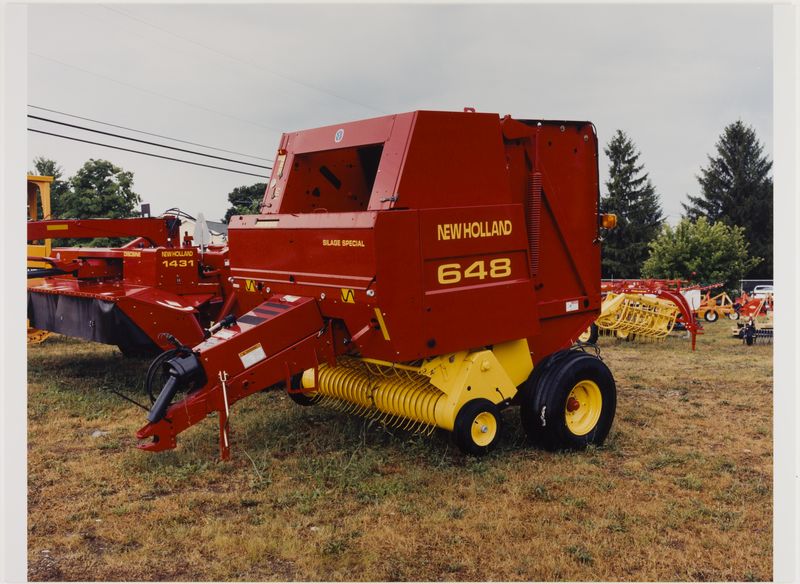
(138, 110, 618, 458)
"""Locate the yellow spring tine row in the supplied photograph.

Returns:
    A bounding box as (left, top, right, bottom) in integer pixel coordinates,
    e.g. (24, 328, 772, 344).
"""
(307, 361, 445, 436)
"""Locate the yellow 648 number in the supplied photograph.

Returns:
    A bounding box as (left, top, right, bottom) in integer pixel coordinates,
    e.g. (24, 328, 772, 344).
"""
(437, 258, 511, 285)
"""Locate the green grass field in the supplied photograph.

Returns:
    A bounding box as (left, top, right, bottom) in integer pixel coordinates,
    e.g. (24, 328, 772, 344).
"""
(27, 321, 772, 581)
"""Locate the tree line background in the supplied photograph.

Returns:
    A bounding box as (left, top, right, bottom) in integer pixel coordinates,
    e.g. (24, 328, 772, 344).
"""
(31, 119, 773, 290)
(599, 120, 771, 290)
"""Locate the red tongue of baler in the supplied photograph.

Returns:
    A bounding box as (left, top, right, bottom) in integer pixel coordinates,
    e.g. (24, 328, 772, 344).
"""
(136, 295, 335, 459)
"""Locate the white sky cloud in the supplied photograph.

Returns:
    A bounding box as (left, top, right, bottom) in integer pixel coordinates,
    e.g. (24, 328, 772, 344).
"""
(27, 3, 772, 224)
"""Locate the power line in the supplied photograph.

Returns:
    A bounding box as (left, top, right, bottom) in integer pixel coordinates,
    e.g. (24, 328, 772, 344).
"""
(28, 128, 270, 180)
(100, 4, 386, 117)
(29, 114, 272, 170)
(29, 52, 284, 135)
(29, 105, 273, 162)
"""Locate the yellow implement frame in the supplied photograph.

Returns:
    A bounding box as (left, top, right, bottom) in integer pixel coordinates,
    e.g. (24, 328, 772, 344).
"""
(27, 175, 54, 344)
(27, 175, 54, 268)
(595, 292, 678, 340)
(696, 291, 738, 321)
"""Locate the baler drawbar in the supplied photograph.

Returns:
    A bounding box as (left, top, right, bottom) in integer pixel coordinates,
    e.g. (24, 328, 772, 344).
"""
(138, 109, 619, 458)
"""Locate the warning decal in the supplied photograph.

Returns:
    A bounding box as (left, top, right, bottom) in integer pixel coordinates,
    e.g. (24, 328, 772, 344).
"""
(239, 343, 267, 369)
(340, 288, 355, 303)
(245, 279, 258, 292)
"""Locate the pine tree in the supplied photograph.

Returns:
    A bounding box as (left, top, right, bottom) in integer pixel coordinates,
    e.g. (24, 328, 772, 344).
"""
(601, 130, 664, 279)
(683, 120, 773, 278)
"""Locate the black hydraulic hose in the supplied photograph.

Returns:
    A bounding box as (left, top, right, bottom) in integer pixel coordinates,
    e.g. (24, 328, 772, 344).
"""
(27, 268, 70, 278)
(147, 376, 180, 424)
(145, 348, 180, 403)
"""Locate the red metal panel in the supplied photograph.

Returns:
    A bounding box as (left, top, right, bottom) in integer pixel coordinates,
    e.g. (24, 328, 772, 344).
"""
(27, 216, 180, 247)
(226, 112, 603, 366)
(288, 115, 397, 154)
(368, 112, 415, 211)
(394, 111, 512, 209)
(229, 214, 377, 291)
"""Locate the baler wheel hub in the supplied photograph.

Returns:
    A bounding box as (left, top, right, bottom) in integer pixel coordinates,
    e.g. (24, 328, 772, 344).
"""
(564, 380, 602, 436)
(471, 411, 497, 447)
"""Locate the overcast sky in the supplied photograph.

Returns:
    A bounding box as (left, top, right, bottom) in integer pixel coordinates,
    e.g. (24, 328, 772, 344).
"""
(27, 3, 773, 224)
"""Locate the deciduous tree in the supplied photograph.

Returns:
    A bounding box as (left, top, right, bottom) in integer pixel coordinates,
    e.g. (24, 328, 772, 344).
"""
(59, 159, 141, 219)
(642, 217, 761, 291)
(56, 159, 141, 247)
(223, 183, 267, 223)
(29, 156, 70, 218)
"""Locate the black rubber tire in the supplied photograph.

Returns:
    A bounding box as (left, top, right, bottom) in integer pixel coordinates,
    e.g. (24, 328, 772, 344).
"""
(286, 372, 318, 406)
(452, 398, 503, 456)
(517, 350, 569, 441)
(704, 310, 718, 323)
(520, 351, 616, 451)
(578, 324, 599, 344)
(729, 311, 740, 321)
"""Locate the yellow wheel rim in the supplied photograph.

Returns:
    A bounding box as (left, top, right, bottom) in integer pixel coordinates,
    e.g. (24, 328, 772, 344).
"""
(564, 380, 603, 436)
(471, 411, 498, 447)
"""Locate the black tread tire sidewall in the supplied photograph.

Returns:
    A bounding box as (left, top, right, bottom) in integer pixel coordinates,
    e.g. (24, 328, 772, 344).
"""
(453, 398, 502, 456)
(704, 310, 718, 323)
(518, 350, 568, 442)
(534, 353, 616, 451)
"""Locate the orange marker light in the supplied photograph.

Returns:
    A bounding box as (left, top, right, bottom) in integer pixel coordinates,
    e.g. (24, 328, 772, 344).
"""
(601, 213, 618, 229)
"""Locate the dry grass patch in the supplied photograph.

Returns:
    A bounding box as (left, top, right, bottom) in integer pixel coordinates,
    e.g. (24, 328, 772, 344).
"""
(27, 323, 772, 581)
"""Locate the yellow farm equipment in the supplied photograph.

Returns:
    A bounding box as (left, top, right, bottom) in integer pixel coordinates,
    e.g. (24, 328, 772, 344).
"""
(696, 290, 739, 322)
(27, 175, 54, 344)
(580, 279, 701, 349)
(594, 292, 679, 340)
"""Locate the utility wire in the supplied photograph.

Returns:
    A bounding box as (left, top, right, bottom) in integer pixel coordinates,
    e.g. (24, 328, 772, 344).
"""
(28, 128, 270, 180)
(29, 52, 284, 135)
(29, 114, 272, 170)
(29, 105, 273, 162)
(100, 4, 386, 116)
